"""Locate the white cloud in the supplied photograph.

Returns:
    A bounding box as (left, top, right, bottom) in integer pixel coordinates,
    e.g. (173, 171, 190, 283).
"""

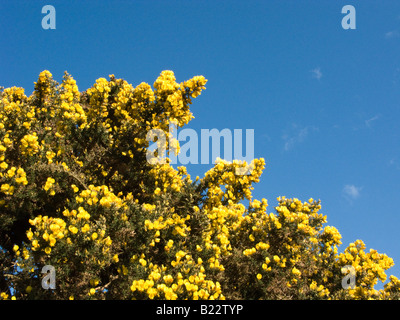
(311, 67, 322, 80)
(343, 184, 362, 200)
(385, 30, 400, 39)
(282, 125, 318, 151)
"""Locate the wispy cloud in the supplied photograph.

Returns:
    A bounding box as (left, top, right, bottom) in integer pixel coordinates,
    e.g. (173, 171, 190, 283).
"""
(385, 30, 400, 39)
(365, 114, 380, 128)
(282, 125, 318, 151)
(393, 67, 400, 86)
(343, 184, 362, 201)
(311, 67, 322, 80)
(389, 158, 400, 170)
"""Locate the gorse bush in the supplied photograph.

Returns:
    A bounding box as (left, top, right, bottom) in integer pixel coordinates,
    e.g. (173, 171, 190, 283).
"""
(0, 70, 399, 300)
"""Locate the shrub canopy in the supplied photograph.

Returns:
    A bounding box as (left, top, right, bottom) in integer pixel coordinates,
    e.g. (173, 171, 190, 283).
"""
(0, 70, 399, 300)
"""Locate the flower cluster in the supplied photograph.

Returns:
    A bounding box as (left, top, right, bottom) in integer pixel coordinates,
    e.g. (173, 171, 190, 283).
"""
(130, 253, 224, 300)
(337, 240, 394, 299)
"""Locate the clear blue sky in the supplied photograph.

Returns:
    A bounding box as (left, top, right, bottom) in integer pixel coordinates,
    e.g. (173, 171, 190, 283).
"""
(2, 0, 400, 283)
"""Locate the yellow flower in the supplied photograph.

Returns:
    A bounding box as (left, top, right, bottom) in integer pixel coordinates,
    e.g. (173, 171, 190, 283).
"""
(32, 240, 39, 250)
(43, 177, 55, 192)
(310, 281, 318, 291)
(104, 236, 112, 246)
(90, 278, 100, 286)
(42, 232, 49, 241)
(49, 235, 56, 247)
(292, 267, 301, 277)
(81, 223, 90, 233)
(38, 70, 52, 82)
(256, 273, 262, 280)
(46, 151, 56, 163)
(26, 230, 33, 240)
(1, 184, 10, 193)
(68, 225, 78, 234)
(20, 133, 39, 156)
(139, 258, 147, 267)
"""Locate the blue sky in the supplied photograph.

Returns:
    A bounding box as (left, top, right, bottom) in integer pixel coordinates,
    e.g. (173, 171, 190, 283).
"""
(2, 0, 400, 283)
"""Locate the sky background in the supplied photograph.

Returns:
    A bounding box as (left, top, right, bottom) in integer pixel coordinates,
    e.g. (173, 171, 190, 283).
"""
(1, 0, 400, 285)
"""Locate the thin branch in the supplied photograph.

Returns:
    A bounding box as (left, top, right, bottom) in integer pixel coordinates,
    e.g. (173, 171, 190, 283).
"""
(95, 275, 118, 292)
